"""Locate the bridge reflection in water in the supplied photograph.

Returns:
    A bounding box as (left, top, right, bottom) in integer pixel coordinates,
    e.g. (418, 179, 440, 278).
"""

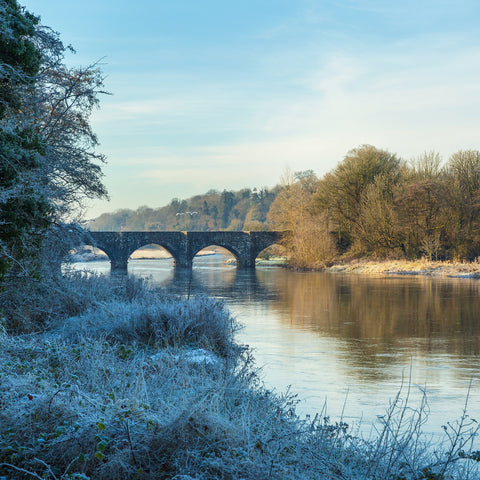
(80, 231, 284, 272)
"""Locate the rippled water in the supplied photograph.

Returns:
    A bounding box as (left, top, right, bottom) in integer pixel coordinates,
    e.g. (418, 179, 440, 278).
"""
(73, 255, 480, 434)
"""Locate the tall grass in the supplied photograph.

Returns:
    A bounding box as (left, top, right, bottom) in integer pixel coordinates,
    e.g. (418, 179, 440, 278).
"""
(0, 273, 478, 479)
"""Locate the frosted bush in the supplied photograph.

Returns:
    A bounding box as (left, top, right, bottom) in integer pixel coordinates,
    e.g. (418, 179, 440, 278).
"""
(57, 294, 240, 358)
(0, 271, 155, 332)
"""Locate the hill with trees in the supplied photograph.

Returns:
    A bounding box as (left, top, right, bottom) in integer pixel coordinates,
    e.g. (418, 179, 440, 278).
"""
(90, 186, 279, 232)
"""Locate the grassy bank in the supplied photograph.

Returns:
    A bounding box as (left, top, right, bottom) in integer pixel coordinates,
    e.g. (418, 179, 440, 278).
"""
(326, 258, 480, 278)
(261, 252, 480, 278)
(0, 273, 479, 479)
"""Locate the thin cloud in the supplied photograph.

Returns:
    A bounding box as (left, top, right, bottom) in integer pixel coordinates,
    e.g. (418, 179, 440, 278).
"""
(26, 0, 479, 216)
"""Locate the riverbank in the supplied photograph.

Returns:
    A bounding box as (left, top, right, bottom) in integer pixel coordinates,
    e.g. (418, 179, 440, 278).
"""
(1, 272, 479, 479)
(326, 258, 480, 278)
(261, 255, 480, 278)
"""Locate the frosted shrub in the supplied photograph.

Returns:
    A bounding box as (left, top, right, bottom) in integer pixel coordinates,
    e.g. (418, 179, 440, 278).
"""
(0, 271, 153, 332)
(0, 332, 346, 480)
(58, 295, 240, 358)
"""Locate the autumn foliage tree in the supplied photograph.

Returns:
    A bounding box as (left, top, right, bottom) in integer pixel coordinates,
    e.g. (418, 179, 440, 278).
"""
(443, 150, 480, 259)
(268, 169, 336, 268)
(394, 153, 446, 259)
(356, 172, 401, 256)
(314, 145, 402, 254)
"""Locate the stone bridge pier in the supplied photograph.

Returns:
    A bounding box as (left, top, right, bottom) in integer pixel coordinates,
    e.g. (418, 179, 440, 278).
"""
(81, 231, 285, 272)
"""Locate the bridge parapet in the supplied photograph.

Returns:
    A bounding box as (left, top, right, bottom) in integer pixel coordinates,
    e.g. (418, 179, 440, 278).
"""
(79, 230, 286, 272)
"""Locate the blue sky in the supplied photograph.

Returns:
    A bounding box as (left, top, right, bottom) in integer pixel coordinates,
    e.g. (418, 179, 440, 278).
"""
(21, 0, 480, 218)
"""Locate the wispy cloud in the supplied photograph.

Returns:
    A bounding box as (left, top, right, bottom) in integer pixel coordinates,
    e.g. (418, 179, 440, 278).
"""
(90, 34, 480, 215)
(29, 0, 479, 216)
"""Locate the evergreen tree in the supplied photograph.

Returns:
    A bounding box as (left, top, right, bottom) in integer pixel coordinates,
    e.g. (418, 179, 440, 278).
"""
(0, 0, 47, 278)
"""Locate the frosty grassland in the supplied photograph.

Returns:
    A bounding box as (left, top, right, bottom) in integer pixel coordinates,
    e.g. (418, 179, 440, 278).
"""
(0, 273, 479, 479)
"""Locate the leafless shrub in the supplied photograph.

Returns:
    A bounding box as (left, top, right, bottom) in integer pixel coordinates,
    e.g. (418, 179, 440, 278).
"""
(421, 232, 443, 261)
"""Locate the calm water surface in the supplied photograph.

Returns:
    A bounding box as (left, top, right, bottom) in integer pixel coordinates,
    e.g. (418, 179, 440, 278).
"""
(75, 255, 480, 434)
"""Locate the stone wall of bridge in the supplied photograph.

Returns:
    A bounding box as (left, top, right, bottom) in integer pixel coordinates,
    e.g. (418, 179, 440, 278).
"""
(80, 231, 285, 271)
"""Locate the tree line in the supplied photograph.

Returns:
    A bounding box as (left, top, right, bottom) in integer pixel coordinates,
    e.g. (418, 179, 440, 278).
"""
(268, 145, 480, 267)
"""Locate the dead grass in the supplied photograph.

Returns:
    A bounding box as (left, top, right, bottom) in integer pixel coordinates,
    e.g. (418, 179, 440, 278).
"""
(327, 258, 480, 278)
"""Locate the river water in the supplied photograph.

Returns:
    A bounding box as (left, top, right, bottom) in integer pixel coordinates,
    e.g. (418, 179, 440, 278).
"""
(73, 254, 480, 435)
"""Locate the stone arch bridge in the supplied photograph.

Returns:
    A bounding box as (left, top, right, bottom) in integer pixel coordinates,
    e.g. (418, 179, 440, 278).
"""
(80, 231, 285, 271)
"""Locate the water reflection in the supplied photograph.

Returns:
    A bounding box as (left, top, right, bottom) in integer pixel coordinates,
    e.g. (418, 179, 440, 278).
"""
(262, 271, 480, 374)
(263, 271, 479, 347)
(72, 256, 480, 431)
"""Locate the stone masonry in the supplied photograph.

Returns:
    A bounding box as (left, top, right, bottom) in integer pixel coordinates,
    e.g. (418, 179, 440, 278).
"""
(81, 231, 285, 271)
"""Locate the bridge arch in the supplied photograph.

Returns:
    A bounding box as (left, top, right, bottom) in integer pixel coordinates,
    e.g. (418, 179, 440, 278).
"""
(128, 243, 176, 265)
(192, 245, 240, 266)
(67, 244, 109, 263)
(61, 233, 117, 267)
(253, 242, 287, 263)
(124, 240, 183, 263)
(187, 231, 252, 268)
(249, 231, 284, 264)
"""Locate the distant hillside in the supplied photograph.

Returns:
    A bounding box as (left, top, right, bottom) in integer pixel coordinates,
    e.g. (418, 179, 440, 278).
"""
(89, 187, 279, 231)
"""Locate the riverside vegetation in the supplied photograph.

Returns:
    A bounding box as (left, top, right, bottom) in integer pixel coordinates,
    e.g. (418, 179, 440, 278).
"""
(1, 271, 480, 480)
(268, 147, 480, 270)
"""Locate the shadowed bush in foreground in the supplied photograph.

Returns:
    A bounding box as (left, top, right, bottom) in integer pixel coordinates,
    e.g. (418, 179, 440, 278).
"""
(0, 274, 478, 479)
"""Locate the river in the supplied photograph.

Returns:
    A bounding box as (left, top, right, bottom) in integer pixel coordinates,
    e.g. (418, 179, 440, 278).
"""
(72, 254, 480, 436)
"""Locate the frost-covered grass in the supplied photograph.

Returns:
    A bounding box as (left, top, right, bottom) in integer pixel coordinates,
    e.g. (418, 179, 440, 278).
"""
(0, 273, 479, 479)
(55, 294, 239, 359)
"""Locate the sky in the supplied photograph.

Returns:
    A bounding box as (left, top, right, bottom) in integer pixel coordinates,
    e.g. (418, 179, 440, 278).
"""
(21, 0, 480, 219)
